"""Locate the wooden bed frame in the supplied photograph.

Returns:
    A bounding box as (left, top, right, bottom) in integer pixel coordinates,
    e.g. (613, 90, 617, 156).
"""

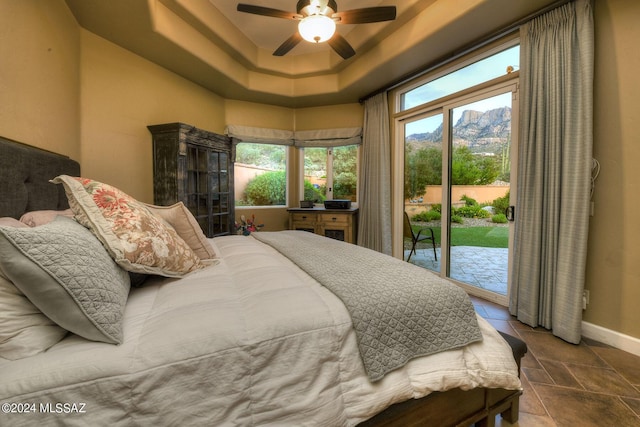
(0, 135, 526, 427)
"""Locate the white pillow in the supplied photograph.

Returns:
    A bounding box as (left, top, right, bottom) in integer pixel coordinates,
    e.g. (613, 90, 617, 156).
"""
(0, 216, 131, 344)
(0, 269, 67, 360)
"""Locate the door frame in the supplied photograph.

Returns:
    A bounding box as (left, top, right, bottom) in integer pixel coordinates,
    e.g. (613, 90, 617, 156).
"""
(393, 81, 519, 306)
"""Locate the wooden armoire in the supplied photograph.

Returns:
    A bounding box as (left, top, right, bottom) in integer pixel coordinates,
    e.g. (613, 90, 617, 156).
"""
(148, 122, 235, 237)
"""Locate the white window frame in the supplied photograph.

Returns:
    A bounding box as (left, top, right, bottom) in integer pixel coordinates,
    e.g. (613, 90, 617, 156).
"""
(298, 145, 360, 205)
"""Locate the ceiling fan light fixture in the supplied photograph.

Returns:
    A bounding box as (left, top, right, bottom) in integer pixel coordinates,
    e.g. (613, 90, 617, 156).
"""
(298, 15, 336, 43)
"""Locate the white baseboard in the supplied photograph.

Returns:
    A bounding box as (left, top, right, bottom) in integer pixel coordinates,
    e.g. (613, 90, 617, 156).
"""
(582, 321, 640, 357)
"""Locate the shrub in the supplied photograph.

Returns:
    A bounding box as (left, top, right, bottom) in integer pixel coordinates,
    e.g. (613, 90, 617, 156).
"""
(460, 194, 478, 206)
(492, 213, 508, 224)
(303, 179, 325, 202)
(244, 171, 286, 205)
(413, 210, 441, 222)
(492, 191, 510, 216)
(412, 211, 428, 222)
(476, 208, 490, 218)
(425, 210, 441, 221)
(451, 214, 464, 224)
(454, 205, 490, 219)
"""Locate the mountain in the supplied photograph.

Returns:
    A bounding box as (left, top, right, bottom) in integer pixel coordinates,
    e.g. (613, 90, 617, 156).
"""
(406, 107, 511, 153)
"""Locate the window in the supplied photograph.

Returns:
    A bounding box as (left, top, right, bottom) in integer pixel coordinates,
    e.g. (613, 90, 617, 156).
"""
(234, 142, 287, 206)
(302, 145, 358, 203)
(400, 45, 519, 111)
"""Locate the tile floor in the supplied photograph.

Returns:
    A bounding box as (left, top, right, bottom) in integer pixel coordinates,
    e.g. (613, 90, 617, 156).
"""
(470, 296, 640, 427)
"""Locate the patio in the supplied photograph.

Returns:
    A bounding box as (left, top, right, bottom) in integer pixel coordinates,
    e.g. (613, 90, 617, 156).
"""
(404, 246, 509, 295)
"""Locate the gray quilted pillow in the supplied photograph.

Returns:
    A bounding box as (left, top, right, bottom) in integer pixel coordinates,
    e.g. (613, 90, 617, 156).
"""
(0, 216, 130, 344)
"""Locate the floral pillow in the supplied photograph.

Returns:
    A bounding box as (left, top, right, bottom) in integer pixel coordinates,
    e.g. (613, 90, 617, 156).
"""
(51, 175, 205, 277)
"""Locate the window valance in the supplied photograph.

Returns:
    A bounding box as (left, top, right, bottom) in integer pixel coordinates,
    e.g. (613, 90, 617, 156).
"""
(225, 125, 294, 146)
(294, 127, 362, 147)
(226, 125, 362, 148)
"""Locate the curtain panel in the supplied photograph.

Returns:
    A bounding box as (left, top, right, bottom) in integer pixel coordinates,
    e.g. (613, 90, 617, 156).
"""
(357, 92, 392, 255)
(510, 0, 593, 344)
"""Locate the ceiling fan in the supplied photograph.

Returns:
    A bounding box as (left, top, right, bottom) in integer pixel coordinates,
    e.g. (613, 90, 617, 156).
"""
(237, 1, 396, 60)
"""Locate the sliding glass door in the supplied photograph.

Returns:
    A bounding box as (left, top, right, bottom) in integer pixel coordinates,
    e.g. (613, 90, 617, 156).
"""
(401, 85, 517, 304)
(404, 112, 444, 273)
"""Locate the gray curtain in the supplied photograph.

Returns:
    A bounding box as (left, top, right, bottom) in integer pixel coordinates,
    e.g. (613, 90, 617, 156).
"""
(358, 92, 392, 255)
(510, 0, 593, 344)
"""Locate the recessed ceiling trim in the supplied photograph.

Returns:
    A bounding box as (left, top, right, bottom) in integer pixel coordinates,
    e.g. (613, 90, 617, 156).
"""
(65, 0, 564, 108)
(162, 0, 347, 78)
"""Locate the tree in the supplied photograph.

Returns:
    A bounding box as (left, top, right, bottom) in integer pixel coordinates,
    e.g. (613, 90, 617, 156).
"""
(404, 145, 500, 200)
(498, 137, 511, 182)
(333, 146, 357, 200)
(404, 146, 441, 200)
(451, 146, 499, 185)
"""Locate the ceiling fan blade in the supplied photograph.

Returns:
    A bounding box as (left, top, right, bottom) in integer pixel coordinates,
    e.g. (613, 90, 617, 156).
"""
(237, 4, 300, 20)
(273, 32, 303, 56)
(328, 33, 356, 60)
(333, 6, 396, 24)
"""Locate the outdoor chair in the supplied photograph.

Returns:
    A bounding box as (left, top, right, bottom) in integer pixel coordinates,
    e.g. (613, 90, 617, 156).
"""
(403, 211, 437, 262)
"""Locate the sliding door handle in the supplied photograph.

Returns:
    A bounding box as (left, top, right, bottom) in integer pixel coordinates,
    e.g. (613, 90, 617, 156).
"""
(505, 206, 515, 222)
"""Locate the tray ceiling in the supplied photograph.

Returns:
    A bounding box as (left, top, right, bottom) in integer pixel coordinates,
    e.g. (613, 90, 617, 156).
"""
(65, 0, 561, 108)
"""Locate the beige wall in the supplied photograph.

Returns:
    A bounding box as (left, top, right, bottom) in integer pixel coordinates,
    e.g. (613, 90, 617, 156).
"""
(0, 0, 80, 159)
(79, 30, 226, 201)
(1, 0, 638, 342)
(224, 100, 294, 130)
(585, 0, 640, 339)
(410, 185, 510, 206)
(295, 104, 364, 130)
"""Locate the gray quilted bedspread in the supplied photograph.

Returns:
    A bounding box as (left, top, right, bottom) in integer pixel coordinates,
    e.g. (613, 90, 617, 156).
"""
(253, 231, 483, 381)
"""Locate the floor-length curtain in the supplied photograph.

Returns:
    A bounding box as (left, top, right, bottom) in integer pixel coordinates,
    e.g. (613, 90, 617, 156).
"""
(510, 0, 593, 344)
(357, 92, 392, 255)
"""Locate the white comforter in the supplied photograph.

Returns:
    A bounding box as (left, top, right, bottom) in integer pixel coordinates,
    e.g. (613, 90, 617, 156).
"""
(0, 235, 521, 426)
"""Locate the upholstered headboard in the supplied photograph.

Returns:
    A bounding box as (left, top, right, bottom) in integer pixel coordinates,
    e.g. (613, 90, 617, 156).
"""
(0, 136, 80, 219)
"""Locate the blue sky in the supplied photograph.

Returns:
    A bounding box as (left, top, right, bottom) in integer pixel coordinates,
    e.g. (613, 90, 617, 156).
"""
(403, 45, 518, 136)
(406, 92, 513, 136)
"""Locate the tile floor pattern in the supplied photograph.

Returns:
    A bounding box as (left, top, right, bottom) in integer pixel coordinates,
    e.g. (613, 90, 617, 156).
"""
(470, 296, 640, 427)
(406, 246, 509, 295)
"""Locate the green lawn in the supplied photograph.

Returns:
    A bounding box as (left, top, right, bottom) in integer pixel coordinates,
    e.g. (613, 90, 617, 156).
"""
(413, 226, 509, 248)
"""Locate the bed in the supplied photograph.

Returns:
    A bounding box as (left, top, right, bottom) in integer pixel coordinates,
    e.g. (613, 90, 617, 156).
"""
(0, 136, 525, 426)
